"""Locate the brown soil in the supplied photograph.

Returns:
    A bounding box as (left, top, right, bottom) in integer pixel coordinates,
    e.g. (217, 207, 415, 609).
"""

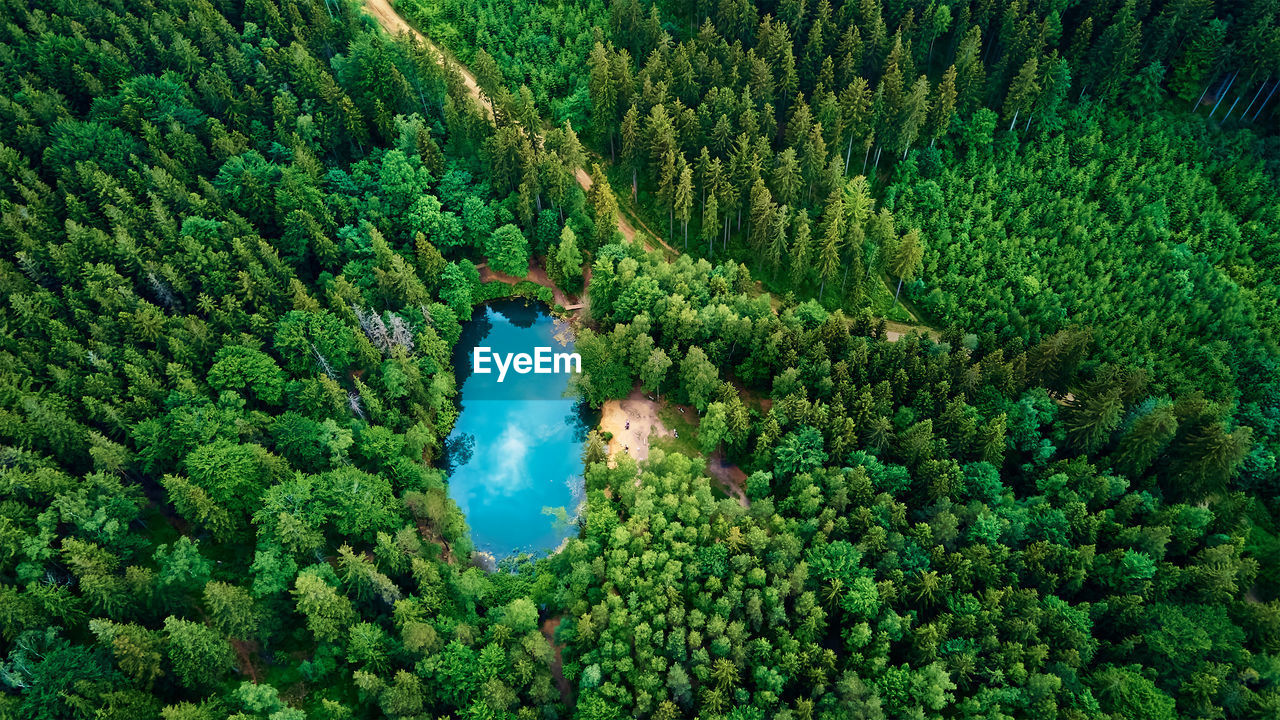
(541, 617, 572, 704)
(707, 451, 750, 508)
(478, 254, 586, 316)
(231, 638, 262, 683)
(883, 320, 938, 342)
(412, 513, 455, 564)
(600, 387, 671, 463)
(363, 0, 491, 121)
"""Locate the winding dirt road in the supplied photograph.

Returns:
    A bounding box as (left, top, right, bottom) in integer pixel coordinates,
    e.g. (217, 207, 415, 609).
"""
(363, 0, 490, 121)
(364, 0, 662, 248)
(361, 0, 931, 340)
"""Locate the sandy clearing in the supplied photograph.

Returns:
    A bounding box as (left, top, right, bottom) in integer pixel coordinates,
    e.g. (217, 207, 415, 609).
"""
(600, 388, 672, 464)
(600, 388, 751, 506)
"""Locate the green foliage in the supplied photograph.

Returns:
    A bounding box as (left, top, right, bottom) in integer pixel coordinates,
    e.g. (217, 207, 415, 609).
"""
(485, 223, 531, 276)
(163, 617, 232, 690)
(1, 0, 1278, 718)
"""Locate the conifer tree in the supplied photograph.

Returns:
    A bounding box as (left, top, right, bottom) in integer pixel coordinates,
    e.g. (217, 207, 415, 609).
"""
(928, 65, 958, 146)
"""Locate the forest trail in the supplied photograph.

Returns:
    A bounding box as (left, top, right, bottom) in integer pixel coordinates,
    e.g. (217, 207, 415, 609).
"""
(477, 260, 584, 316)
(573, 166, 637, 244)
(883, 320, 939, 342)
(365, 0, 650, 249)
(540, 617, 572, 705)
(363, 0, 491, 122)
(363, 0, 934, 343)
(575, 164, 681, 256)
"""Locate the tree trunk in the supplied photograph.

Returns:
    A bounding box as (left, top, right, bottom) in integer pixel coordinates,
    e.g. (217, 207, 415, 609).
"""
(893, 277, 904, 306)
(1196, 73, 1219, 109)
(1009, 109, 1019, 132)
(632, 168, 637, 202)
(1221, 95, 1242, 122)
(845, 132, 854, 175)
(863, 143, 871, 173)
(1241, 76, 1271, 120)
(1209, 70, 1239, 117)
(1253, 80, 1280, 121)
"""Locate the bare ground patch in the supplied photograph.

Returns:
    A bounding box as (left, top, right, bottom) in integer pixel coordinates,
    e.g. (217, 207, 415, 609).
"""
(600, 388, 671, 463)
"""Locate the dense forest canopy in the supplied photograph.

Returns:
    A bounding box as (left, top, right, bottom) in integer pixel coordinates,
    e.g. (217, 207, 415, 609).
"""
(0, 0, 1276, 719)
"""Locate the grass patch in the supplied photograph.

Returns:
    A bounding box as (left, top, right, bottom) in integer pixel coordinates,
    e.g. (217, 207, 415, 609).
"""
(654, 403, 701, 458)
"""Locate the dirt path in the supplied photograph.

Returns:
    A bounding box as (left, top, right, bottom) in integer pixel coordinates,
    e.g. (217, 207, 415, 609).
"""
(574, 165, 682, 256)
(708, 452, 750, 508)
(600, 388, 672, 463)
(364, 0, 932, 344)
(365, 0, 651, 251)
(477, 259, 584, 315)
(541, 617, 572, 705)
(883, 320, 937, 342)
(573, 166, 637, 244)
(363, 0, 491, 121)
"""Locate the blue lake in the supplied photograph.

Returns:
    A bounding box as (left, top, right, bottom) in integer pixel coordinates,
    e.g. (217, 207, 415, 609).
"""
(444, 299, 593, 561)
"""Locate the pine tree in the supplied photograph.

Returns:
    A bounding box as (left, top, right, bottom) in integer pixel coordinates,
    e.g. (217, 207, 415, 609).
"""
(898, 75, 932, 158)
(1174, 20, 1227, 104)
(789, 211, 812, 285)
(928, 65, 957, 146)
(768, 204, 789, 278)
(889, 228, 923, 305)
(703, 193, 719, 258)
(587, 164, 619, 248)
(839, 78, 871, 174)
(817, 193, 844, 299)
(954, 25, 987, 113)
(771, 147, 803, 207)
(620, 104, 641, 199)
(1003, 56, 1041, 130)
(748, 178, 775, 255)
(674, 164, 694, 248)
(588, 42, 619, 157)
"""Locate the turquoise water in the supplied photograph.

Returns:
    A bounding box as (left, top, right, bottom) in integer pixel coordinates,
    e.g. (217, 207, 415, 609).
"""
(444, 299, 592, 560)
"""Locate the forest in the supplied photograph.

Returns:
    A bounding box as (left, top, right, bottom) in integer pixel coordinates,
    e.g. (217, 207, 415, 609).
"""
(0, 0, 1277, 719)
